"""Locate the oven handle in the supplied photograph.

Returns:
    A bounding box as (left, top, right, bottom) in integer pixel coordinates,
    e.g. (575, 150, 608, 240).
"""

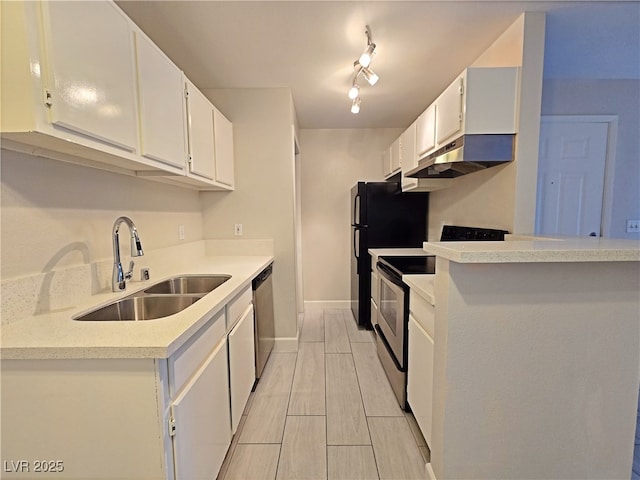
(377, 262, 405, 289)
(376, 261, 402, 287)
(375, 324, 406, 372)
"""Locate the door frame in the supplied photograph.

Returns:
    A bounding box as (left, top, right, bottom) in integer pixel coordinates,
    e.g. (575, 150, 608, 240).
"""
(539, 115, 618, 237)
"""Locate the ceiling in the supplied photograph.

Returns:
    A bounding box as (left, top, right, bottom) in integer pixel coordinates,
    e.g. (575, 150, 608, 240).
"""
(117, 1, 631, 129)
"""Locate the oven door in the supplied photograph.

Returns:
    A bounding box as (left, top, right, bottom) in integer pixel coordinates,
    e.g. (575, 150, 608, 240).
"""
(376, 263, 406, 369)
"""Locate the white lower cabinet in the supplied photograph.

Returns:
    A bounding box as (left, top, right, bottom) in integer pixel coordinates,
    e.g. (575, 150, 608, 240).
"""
(407, 314, 434, 447)
(228, 304, 256, 433)
(171, 337, 231, 480)
(0, 295, 257, 479)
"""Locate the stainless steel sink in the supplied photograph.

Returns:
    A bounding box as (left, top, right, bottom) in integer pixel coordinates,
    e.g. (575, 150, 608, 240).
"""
(74, 294, 203, 321)
(143, 274, 231, 295)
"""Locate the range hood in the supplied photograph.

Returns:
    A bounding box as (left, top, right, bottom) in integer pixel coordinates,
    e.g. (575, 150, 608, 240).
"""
(404, 134, 515, 179)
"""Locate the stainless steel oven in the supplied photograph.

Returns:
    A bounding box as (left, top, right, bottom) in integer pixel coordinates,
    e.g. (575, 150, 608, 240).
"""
(373, 226, 508, 409)
(377, 262, 407, 369)
(375, 259, 412, 407)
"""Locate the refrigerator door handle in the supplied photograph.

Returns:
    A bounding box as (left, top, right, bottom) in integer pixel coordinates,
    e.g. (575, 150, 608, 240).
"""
(353, 227, 360, 262)
(353, 193, 361, 226)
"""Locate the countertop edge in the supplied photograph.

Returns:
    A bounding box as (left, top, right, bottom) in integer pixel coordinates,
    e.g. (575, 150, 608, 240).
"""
(423, 239, 640, 263)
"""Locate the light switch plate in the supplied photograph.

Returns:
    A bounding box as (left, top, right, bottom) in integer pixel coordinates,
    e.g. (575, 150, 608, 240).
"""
(234, 224, 243, 236)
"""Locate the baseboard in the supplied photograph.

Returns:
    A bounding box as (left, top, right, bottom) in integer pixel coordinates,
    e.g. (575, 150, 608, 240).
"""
(273, 336, 298, 352)
(426, 462, 436, 480)
(303, 300, 350, 310)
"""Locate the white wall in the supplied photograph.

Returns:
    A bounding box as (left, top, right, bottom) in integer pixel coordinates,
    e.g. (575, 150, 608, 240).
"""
(199, 88, 299, 345)
(540, 1, 640, 240)
(427, 13, 546, 239)
(298, 128, 402, 303)
(0, 149, 202, 280)
(540, 79, 640, 239)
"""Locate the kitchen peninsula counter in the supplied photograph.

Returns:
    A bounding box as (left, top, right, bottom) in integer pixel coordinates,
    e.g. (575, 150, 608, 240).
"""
(0, 255, 273, 360)
(421, 236, 640, 480)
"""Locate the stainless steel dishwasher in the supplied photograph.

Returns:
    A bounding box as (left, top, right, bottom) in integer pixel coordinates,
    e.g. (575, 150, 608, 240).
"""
(252, 263, 274, 379)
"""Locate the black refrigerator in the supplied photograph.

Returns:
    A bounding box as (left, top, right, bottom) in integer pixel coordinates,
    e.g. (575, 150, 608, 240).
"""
(350, 182, 429, 328)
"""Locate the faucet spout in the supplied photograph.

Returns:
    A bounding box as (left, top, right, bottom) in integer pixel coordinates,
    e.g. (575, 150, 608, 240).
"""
(112, 216, 144, 292)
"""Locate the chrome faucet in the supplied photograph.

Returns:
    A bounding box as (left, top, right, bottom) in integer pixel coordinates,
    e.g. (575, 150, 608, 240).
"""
(112, 216, 144, 292)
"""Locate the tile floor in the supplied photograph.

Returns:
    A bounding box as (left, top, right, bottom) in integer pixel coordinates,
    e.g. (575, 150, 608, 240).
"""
(217, 307, 429, 480)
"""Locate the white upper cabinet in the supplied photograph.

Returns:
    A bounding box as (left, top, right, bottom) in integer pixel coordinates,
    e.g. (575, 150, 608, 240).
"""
(401, 120, 454, 192)
(416, 103, 437, 159)
(435, 67, 519, 147)
(1, 0, 234, 191)
(383, 138, 401, 179)
(213, 107, 235, 188)
(435, 76, 464, 145)
(185, 80, 217, 181)
(41, 1, 138, 152)
(134, 30, 187, 170)
(185, 80, 234, 190)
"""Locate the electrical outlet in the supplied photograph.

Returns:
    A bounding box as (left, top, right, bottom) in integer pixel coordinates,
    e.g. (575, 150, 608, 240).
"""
(178, 225, 185, 240)
(234, 224, 243, 236)
(627, 220, 640, 233)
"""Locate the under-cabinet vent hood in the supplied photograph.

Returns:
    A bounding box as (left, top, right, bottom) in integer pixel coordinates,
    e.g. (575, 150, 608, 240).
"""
(404, 134, 515, 179)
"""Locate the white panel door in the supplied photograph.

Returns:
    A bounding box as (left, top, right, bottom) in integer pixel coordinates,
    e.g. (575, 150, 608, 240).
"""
(41, 1, 138, 151)
(186, 80, 216, 180)
(407, 315, 434, 447)
(536, 121, 608, 237)
(171, 338, 231, 480)
(135, 31, 186, 169)
(228, 305, 256, 433)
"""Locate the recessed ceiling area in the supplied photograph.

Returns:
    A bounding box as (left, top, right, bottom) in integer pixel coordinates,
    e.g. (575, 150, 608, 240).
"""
(117, 1, 636, 129)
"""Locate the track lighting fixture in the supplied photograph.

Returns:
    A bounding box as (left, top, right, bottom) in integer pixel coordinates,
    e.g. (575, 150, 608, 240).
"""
(348, 25, 379, 114)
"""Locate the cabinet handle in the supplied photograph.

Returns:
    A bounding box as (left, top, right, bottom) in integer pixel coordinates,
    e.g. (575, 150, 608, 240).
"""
(44, 89, 53, 107)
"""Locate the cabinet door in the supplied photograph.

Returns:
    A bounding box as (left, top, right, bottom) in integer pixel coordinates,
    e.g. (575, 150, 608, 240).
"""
(228, 305, 256, 433)
(134, 31, 186, 169)
(390, 137, 401, 174)
(171, 338, 231, 480)
(41, 1, 138, 152)
(382, 147, 392, 177)
(401, 122, 419, 192)
(416, 103, 436, 158)
(213, 107, 234, 187)
(436, 76, 464, 144)
(185, 80, 216, 181)
(407, 315, 434, 447)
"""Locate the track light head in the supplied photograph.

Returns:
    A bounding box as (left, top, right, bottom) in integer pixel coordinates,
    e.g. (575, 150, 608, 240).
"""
(351, 97, 361, 114)
(362, 66, 379, 86)
(359, 43, 376, 68)
(348, 83, 360, 100)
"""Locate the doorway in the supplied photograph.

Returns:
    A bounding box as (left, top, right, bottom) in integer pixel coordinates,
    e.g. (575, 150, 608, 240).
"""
(535, 116, 617, 237)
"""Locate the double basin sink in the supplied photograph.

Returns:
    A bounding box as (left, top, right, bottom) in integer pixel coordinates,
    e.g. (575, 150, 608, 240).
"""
(74, 275, 231, 321)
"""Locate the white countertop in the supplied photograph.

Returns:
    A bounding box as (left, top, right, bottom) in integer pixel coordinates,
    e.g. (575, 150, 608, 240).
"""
(0, 255, 273, 360)
(403, 274, 435, 306)
(423, 237, 640, 263)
